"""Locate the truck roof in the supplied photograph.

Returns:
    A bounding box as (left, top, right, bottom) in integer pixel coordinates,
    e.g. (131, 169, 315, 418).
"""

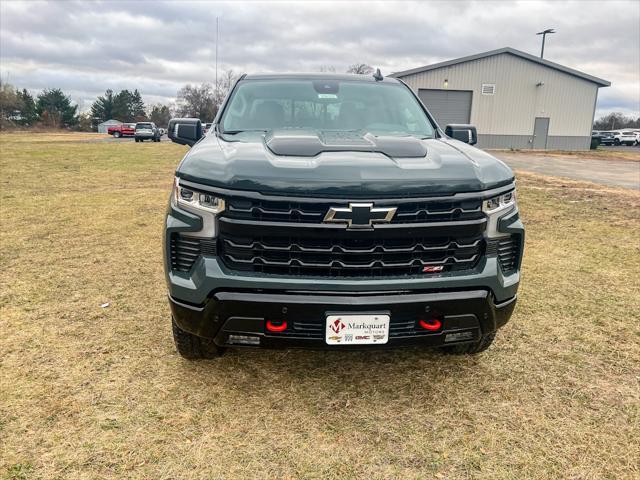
(242, 73, 400, 83)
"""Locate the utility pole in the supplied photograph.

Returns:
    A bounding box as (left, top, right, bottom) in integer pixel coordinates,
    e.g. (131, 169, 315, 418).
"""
(536, 28, 555, 59)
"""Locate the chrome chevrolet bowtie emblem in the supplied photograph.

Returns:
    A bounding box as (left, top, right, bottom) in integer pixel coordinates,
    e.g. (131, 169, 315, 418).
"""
(323, 203, 397, 229)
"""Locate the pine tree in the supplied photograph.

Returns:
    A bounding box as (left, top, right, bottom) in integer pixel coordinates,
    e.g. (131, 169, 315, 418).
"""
(131, 89, 146, 120)
(17, 89, 38, 125)
(90, 89, 115, 123)
(36, 89, 78, 127)
(113, 89, 133, 122)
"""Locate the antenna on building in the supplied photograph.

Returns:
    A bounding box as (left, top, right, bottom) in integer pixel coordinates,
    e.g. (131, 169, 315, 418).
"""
(536, 28, 555, 59)
(373, 68, 383, 81)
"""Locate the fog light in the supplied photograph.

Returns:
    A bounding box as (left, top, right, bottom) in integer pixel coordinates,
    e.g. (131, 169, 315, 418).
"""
(418, 318, 442, 331)
(266, 320, 288, 333)
(227, 334, 260, 345)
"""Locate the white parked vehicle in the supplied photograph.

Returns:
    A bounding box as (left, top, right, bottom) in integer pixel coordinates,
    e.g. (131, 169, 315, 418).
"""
(611, 131, 637, 146)
(134, 122, 161, 142)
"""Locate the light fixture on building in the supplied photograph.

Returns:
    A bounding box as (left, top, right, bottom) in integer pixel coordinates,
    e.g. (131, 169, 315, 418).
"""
(536, 82, 545, 87)
(443, 78, 449, 89)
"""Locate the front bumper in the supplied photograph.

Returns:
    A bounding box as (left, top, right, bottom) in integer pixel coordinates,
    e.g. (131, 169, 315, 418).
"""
(170, 289, 517, 349)
(164, 193, 524, 349)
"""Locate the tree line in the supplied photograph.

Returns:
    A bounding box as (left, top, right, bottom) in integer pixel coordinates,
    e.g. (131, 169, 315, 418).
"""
(0, 69, 240, 131)
(593, 112, 640, 131)
(1, 82, 78, 129)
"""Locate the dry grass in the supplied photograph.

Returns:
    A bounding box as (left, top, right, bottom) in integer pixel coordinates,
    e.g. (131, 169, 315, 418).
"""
(0, 131, 112, 143)
(1, 133, 639, 479)
(489, 147, 640, 162)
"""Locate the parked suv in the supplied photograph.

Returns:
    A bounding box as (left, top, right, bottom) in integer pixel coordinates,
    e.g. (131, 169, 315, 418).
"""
(611, 131, 637, 146)
(135, 122, 161, 142)
(165, 73, 524, 358)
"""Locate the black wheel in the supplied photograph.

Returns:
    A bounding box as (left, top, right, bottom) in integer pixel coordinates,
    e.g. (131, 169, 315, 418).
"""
(441, 332, 496, 355)
(614, 139, 620, 145)
(135, 138, 140, 142)
(172, 317, 225, 359)
(114, 131, 121, 138)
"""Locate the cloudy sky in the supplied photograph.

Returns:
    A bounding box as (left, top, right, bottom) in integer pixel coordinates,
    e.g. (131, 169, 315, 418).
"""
(1, 0, 638, 118)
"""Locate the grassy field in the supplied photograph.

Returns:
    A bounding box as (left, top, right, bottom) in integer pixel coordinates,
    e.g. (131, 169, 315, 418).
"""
(1, 133, 639, 479)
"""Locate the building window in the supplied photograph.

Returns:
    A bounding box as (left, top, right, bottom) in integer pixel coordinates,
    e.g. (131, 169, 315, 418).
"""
(481, 84, 496, 95)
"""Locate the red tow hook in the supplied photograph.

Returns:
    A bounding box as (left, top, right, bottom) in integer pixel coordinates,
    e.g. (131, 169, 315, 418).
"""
(418, 317, 442, 331)
(265, 320, 288, 333)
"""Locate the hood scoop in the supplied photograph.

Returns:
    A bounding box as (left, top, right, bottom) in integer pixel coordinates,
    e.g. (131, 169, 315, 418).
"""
(264, 129, 428, 158)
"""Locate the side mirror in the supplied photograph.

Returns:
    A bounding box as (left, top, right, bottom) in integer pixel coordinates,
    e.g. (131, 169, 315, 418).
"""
(168, 118, 203, 147)
(445, 124, 478, 145)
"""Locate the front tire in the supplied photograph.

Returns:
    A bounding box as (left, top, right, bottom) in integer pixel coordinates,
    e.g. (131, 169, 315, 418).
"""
(442, 332, 496, 355)
(172, 317, 225, 359)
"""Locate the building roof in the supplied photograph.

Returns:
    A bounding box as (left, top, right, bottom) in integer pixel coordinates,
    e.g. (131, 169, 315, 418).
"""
(390, 47, 610, 87)
(98, 119, 123, 125)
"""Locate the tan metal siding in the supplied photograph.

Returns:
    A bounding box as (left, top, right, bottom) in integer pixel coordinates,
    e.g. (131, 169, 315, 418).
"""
(400, 53, 598, 138)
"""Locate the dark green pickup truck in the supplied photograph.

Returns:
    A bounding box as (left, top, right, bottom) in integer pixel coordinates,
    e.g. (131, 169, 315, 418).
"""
(164, 73, 524, 358)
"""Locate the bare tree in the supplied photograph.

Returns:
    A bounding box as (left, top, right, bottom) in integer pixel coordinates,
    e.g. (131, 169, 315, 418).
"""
(176, 70, 239, 122)
(346, 63, 374, 75)
(593, 112, 640, 130)
(149, 104, 173, 128)
(176, 83, 216, 121)
(214, 69, 239, 109)
(0, 81, 23, 128)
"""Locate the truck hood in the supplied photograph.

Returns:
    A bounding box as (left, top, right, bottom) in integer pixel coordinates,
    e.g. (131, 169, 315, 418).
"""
(176, 131, 515, 197)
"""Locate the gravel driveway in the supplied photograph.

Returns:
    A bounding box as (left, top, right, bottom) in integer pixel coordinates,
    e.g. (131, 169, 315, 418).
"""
(491, 151, 640, 190)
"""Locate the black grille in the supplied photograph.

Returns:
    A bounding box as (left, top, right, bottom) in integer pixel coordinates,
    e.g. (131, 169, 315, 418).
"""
(497, 236, 520, 274)
(216, 191, 488, 278)
(170, 235, 217, 272)
(219, 233, 484, 278)
(225, 197, 483, 224)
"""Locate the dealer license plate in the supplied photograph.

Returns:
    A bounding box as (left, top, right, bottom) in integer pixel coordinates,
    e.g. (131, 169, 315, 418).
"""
(325, 314, 390, 345)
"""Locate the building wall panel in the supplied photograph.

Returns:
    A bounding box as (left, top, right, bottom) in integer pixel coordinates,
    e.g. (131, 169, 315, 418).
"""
(399, 53, 599, 142)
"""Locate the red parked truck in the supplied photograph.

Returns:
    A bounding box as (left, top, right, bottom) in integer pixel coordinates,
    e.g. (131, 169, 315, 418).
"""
(107, 123, 136, 138)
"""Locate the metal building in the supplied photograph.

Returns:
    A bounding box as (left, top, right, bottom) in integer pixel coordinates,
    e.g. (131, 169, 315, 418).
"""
(97, 119, 122, 134)
(391, 47, 610, 150)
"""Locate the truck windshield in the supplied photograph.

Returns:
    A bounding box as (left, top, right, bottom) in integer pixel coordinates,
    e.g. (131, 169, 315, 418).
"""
(220, 79, 435, 137)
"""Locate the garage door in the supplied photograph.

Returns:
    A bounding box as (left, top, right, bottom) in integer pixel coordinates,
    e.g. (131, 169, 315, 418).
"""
(418, 89, 472, 127)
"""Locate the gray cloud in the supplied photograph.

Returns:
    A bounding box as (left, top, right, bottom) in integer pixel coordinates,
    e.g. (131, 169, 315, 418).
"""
(1, 0, 638, 118)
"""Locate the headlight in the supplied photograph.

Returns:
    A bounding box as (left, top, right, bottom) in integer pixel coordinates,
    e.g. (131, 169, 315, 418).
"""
(483, 190, 516, 215)
(172, 178, 224, 238)
(173, 177, 225, 213)
(483, 190, 517, 237)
